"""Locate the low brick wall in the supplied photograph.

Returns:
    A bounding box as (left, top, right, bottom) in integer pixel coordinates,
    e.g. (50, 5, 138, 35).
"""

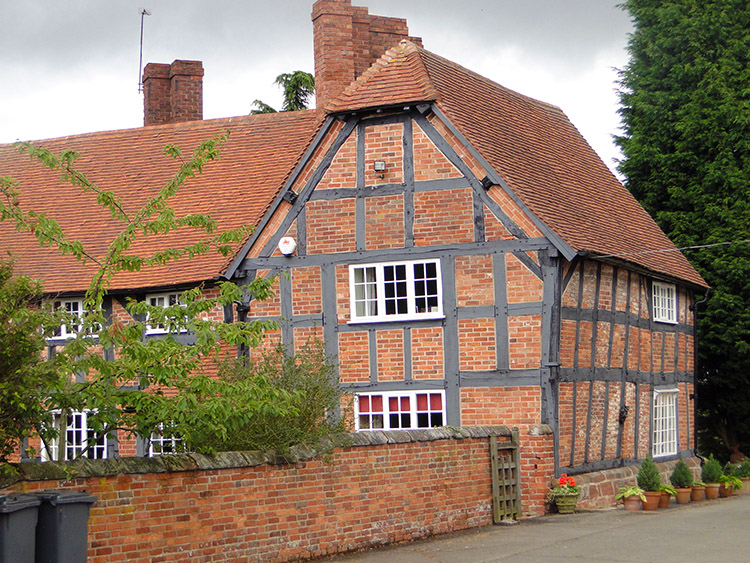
(572, 457, 702, 510)
(1, 426, 554, 562)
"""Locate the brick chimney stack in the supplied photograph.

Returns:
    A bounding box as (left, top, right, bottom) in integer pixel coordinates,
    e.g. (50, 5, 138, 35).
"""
(312, 0, 422, 110)
(143, 60, 204, 126)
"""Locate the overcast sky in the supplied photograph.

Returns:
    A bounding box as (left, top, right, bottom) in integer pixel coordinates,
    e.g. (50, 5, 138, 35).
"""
(1, 0, 633, 175)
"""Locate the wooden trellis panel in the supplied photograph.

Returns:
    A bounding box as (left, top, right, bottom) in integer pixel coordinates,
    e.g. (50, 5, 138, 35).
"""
(490, 428, 522, 522)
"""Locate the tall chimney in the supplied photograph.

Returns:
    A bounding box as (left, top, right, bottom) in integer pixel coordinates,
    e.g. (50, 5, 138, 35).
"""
(312, 0, 422, 110)
(143, 60, 204, 126)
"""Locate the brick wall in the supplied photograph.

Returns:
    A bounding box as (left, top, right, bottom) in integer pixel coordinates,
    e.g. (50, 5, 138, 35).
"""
(2, 426, 554, 562)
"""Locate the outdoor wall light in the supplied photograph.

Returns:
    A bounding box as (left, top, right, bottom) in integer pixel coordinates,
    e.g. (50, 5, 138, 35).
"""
(373, 160, 386, 173)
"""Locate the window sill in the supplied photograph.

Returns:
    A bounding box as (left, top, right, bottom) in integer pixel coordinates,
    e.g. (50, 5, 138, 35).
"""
(348, 313, 445, 325)
(653, 318, 678, 325)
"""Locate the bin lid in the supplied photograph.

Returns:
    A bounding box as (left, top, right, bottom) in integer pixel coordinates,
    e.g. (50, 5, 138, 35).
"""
(33, 489, 97, 506)
(0, 494, 42, 513)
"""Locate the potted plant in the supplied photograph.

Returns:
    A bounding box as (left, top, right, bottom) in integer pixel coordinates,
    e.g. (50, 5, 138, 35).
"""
(736, 460, 750, 494)
(547, 473, 581, 514)
(637, 455, 662, 510)
(669, 459, 693, 504)
(657, 483, 677, 508)
(691, 480, 707, 501)
(702, 454, 723, 499)
(616, 485, 646, 511)
(719, 473, 743, 497)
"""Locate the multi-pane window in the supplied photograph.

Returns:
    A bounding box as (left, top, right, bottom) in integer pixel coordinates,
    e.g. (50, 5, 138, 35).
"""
(350, 260, 442, 322)
(53, 299, 83, 338)
(355, 390, 445, 431)
(652, 282, 677, 323)
(148, 424, 185, 456)
(652, 389, 678, 458)
(145, 292, 185, 334)
(42, 411, 108, 461)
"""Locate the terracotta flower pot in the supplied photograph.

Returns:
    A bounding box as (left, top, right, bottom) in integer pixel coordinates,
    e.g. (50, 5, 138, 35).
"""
(623, 496, 642, 511)
(719, 483, 734, 497)
(642, 491, 661, 511)
(658, 491, 670, 508)
(691, 485, 706, 501)
(675, 488, 691, 504)
(705, 483, 721, 499)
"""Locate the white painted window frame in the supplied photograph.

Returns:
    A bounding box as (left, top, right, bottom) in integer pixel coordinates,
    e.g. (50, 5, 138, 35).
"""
(652, 388, 678, 458)
(354, 390, 446, 431)
(41, 410, 109, 462)
(148, 423, 185, 456)
(53, 298, 83, 339)
(652, 282, 677, 324)
(349, 259, 443, 323)
(145, 292, 186, 335)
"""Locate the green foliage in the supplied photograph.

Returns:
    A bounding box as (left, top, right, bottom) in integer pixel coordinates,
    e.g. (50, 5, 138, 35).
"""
(201, 339, 348, 453)
(658, 483, 677, 496)
(636, 455, 662, 492)
(719, 473, 743, 491)
(0, 134, 308, 461)
(250, 70, 315, 114)
(670, 459, 694, 488)
(616, 0, 750, 458)
(701, 454, 723, 483)
(736, 460, 750, 478)
(616, 485, 646, 501)
(0, 260, 61, 463)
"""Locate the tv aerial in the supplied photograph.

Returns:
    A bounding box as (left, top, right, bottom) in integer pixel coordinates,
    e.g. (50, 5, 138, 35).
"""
(138, 8, 152, 93)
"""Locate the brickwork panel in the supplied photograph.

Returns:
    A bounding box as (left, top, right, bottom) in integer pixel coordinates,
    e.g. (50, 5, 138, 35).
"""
(338, 331, 370, 383)
(365, 194, 405, 249)
(637, 384, 652, 459)
(572, 381, 591, 467)
(306, 199, 357, 254)
(335, 265, 351, 324)
(595, 321, 610, 368)
(246, 271, 281, 317)
(458, 318, 496, 371)
(455, 254, 494, 308)
(562, 263, 580, 308)
(364, 122, 404, 186)
(412, 122, 463, 181)
(560, 319, 577, 368)
(506, 253, 543, 304)
(317, 133, 357, 190)
(459, 387, 541, 427)
(411, 326, 444, 380)
(375, 329, 404, 381)
(413, 188, 474, 246)
(508, 315, 541, 369)
(483, 204, 513, 242)
(292, 266, 323, 315)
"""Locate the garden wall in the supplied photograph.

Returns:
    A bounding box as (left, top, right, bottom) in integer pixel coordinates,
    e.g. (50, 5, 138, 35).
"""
(1, 426, 554, 562)
(572, 457, 702, 510)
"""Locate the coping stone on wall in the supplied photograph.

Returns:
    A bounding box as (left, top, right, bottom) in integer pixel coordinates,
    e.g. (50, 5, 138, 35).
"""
(2, 426, 511, 488)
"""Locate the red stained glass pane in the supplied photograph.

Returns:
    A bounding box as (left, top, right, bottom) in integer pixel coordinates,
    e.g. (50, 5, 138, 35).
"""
(400, 397, 410, 410)
(417, 394, 427, 410)
(372, 395, 383, 412)
(430, 393, 442, 410)
(360, 396, 370, 413)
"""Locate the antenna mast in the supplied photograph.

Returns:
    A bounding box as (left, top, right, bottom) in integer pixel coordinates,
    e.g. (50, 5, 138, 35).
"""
(138, 8, 152, 93)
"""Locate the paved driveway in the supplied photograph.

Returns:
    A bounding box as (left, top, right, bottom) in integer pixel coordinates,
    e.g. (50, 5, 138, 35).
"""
(324, 494, 750, 561)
